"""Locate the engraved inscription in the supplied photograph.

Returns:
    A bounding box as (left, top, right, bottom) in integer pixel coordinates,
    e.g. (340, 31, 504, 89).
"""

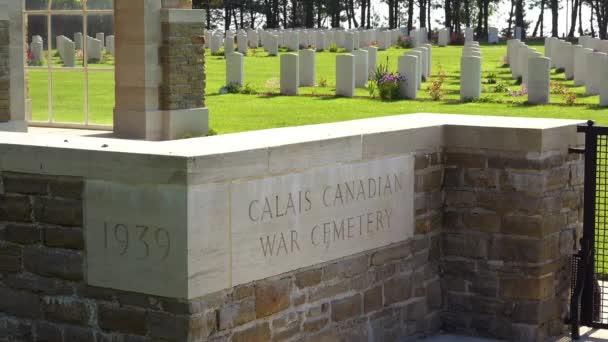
(102, 222, 171, 261)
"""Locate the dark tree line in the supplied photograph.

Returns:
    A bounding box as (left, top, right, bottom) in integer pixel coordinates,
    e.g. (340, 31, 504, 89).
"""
(192, 0, 608, 39)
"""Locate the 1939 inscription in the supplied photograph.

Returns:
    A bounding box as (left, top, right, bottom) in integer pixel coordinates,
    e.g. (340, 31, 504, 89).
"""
(102, 222, 171, 261)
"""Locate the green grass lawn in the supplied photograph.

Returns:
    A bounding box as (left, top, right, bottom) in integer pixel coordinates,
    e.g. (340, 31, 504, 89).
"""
(27, 42, 608, 133)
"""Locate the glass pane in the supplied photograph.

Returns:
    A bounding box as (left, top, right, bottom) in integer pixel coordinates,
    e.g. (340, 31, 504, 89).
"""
(26, 0, 49, 10)
(86, 14, 114, 67)
(27, 69, 50, 122)
(51, 0, 82, 10)
(87, 71, 114, 125)
(26, 15, 48, 67)
(51, 14, 84, 68)
(86, 0, 113, 10)
(51, 70, 85, 123)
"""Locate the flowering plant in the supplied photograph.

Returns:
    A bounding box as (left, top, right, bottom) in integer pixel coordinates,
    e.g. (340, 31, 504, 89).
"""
(27, 49, 42, 66)
(377, 72, 405, 101)
(398, 35, 413, 49)
(450, 32, 465, 45)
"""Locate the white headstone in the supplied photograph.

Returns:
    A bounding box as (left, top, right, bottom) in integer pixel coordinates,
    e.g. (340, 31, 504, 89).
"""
(299, 49, 316, 87)
(30, 41, 43, 63)
(527, 57, 551, 104)
(288, 32, 300, 52)
(600, 57, 608, 107)
(414, 47, 429, 80)
(62, 40, 75, 67)
(344, 32, 355, 52)
(353, 49, 369, 88)
(574, 47, 593, 86)
(379, 31, 391, 50)
(56, 35, 67, 59)
(336, 54, 355, 98)
(438, 29, 449, 47)
(398, 55, 418, 99)
(465, 27, 474, 43)
(586, 52, 607, 96)
(515, 27, 523, 40)
(224, 34, 235, 55)
(74, 32, 82, 50)
(488, 27, 499, 44)
(267, 35, 278, 56)
(315, 32, 325, 52)
(404, 50, 423, 90)
(281, 53, 299, 95)
(364, 46, 378, 79)
(248, 30, 258, 49)
(226, 52, 244, 87)
(96, 33, 105, 48)
(86, 36, 103, 61)
(237, 32, 248, 55)
(460, 56, 482, 101)
(423, 44, 432, 78)
(562, 42, 575, 80)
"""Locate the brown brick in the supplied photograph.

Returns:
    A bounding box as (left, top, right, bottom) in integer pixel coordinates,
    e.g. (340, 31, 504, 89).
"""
(49, 177, 83, 199)
(445, 153, 486, 168)
(34, 321, 63, 342)
(501, 275, 553, 300)
(444, 168, 462, 189)
(98, 303, 147, 335)
(147, 312, 191, 340)
(33, 197, 82, 227)
(322, 255, 368, 280)
(308, 281, 349, 303)
(546, 166, 570, 191)
(331, 293, 361, 321)
(4, 223, 40, 244)
(2, 172, 49, 195)
(306, 303, 329, 318)
(416, 169, 443, 193)
(501, 214, 564, 238)
(234, 285, 254, 300)
(43, 225, 84, 250)
(464, 169, 498, 189)
(384, 275, 412, 305)
(43, 297, 92, 325)
(442, 233, 487, 259)
(64, 325, 94, 342)
(255, 277, 290, 318)
(445, 190, 476, 208)
(488, 235, 558, 263)
(462, 210, 500, 233)
(218, 297, 256, 330)
(295, 269, 322, 289)
(415, 212, 442, 234)
(427, 280, 442, 310)
(231, 322, 270, 342)
(364, 285, 383, 313)
(0, 194, 32, 222)
(23, 246, 83, 281)
(0, 286, 41, 319)
(500, 171, 545, 194)
(3, 272, 73, 296)
(0, 242, 22, 272)
(303, 318, 328, 333)
(371, 243, 411, 266)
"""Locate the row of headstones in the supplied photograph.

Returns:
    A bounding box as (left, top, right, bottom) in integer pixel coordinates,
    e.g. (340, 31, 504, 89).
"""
(463, 27, 500, 44)
(545, 36, 608, 105)
(208, 27, 429, 56)
(225, 43, 433, 100)
(29, 33, 113, 67)
(507, 39, 551, 104)
(461, 41, 482, 101)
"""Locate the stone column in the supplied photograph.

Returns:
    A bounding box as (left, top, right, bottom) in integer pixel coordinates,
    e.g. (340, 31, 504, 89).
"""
(0, 0, 27, 132)
(460, 56, 482, 101)
(527, 56, 550, 104)
(114, 0, 208, 140)
(398, 55, 418, 99)
(335, 54, 355, 98)
(280, 53, 299, 96)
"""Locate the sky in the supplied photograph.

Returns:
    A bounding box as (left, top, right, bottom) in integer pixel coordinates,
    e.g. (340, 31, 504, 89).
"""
(370, 0, 593, 37)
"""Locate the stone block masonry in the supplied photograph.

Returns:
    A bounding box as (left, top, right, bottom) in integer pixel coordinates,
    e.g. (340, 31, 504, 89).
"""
(0, 114, 585, 341)
(0, 20, 9, 122)
(159, 21, 206, 110)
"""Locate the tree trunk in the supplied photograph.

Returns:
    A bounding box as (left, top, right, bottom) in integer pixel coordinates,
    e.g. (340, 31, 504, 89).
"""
(454, 0, 461, 32)
(483, 0, 489, 37)
(507, 0, 514, 37)
(349, 0, 359, 27)
(578, 0, 583, 35)
(360, 0, 367, 28)
(427, 0, 431, 33)
(551, 0, 559, 36)
(224, 0, 232, 31)
(407, 0, 414, 30)
(445, 0, 452, 29)
(420, 0, 427, 28)
(476, 0, 483, 37)
(515, 0, 525, 38)
(532, 10, 542, 36)
(464, 0, 471, 27)
(568, 0, 579, 37)
(305, 0, 314, 28)
(367, 0, 372, 28)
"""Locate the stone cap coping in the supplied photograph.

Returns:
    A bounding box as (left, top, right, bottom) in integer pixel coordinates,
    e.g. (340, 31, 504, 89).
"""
(0, 114, 585, 184)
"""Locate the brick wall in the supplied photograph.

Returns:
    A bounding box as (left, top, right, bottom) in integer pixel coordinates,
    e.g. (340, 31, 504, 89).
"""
(0, 20, 9, 122)
(0, 147, 582, 341)
(159, 22, 206, 111)
(441, 149, 584, 341)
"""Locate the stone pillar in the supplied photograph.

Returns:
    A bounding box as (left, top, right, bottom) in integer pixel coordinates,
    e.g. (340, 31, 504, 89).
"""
(0, 0, 27, 132)
(353, 49, 369, 88)
(398, 55, 418, 99)
(114, 0, 208, 140)
(299, 49, 316, 87)
(336, 54, 355, 98)
(460, 56, 482, 101)
(226, 52, 244, 87)
(280, 53, 299, 96)
(527, 56, 550, 104)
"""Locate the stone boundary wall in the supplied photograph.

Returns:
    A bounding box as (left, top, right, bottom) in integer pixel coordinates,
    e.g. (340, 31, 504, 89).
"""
(0, 114, 586, 341)
(0, 19, 10, 122)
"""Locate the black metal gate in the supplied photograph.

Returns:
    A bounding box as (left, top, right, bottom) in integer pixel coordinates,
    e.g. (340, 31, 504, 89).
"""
(570, 121, 608, 339)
